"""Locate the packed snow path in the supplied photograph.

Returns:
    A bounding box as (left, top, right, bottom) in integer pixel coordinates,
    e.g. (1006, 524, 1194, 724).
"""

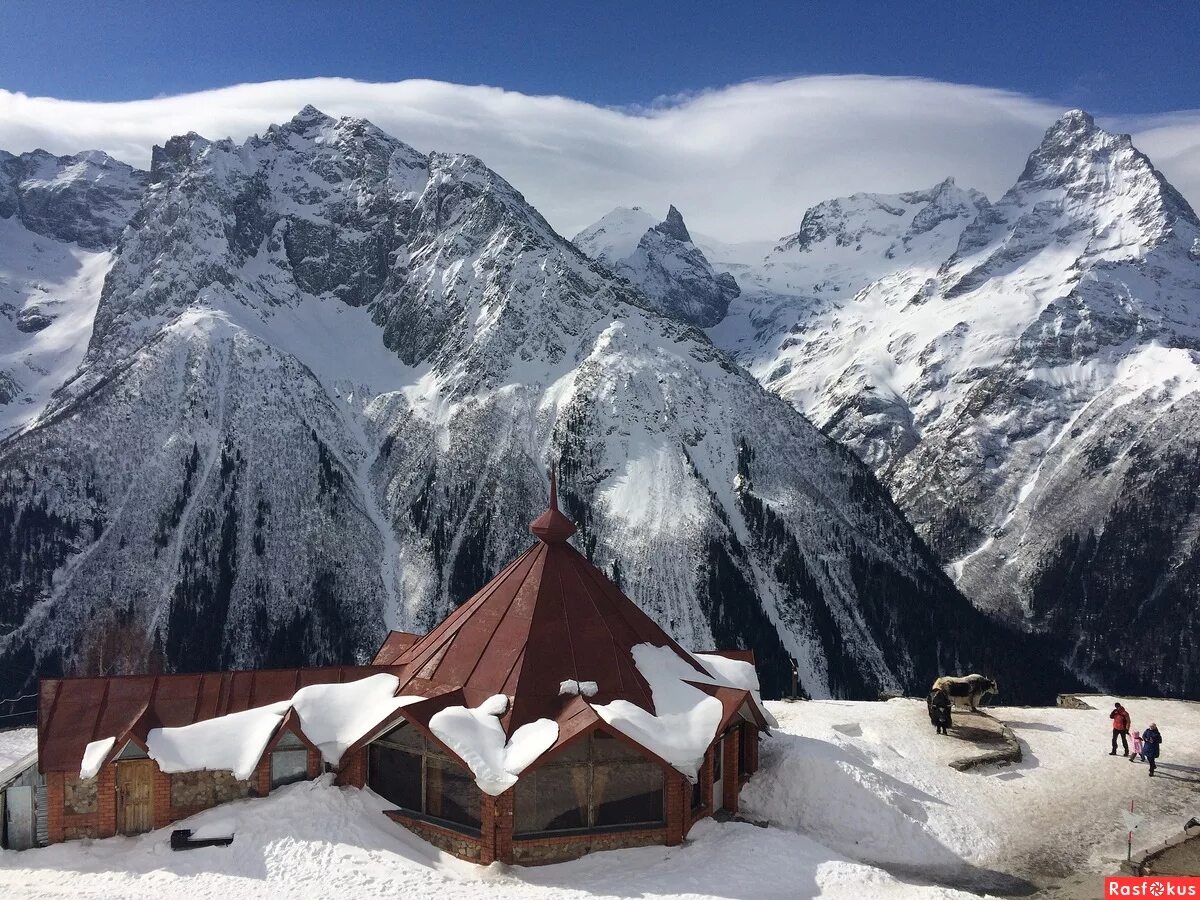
(3, 698, 1199, 898)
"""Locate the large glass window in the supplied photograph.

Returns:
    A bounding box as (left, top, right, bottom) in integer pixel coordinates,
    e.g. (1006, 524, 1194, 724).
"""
(514, 731, 665, 836)
(270, 731, 309, 789)
(368, 724, 481, 832)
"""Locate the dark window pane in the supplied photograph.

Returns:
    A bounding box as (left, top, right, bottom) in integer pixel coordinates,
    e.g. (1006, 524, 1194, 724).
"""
(514, 766, 588, 834)
(691, 777, 704, 811)
(713, 739, 723, 781)
(379, 724, 423, 751)
(592, 731, 645, 762)
(368, 745, 421, 811)
(594, 762, 664, 827)
(738, 726, 749, 776)
(271, 749, 309, 788)
(545, 736, 591, 766)
(425, 756, 481, 829)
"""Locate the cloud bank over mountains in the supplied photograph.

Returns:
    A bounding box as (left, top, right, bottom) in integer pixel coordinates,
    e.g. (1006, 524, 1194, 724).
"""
(1, 74, 1197, 241)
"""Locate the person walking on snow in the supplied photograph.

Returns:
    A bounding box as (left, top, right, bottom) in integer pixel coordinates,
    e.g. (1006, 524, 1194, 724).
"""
(1110, 702, 1131, 756)
(1142, 723, 1162, 776)
(928, 687, 953, 735)
(1130, 729, 1145, 762)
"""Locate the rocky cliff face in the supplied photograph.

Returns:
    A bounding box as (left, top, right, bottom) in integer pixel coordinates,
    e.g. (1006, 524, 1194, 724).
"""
(0, 108, 1061, 706)
(574, 205, 740, 327)
(0, 150, 146, 438)
(583, 111, 1200, 694)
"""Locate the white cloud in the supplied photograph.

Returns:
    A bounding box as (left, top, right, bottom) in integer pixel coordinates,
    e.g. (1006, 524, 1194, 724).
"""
(1, 75, 1196, 242)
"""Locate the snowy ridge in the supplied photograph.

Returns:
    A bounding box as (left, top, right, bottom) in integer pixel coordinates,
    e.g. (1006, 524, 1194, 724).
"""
(697, 111, 1200, 693)
(573, 204, 740, 326)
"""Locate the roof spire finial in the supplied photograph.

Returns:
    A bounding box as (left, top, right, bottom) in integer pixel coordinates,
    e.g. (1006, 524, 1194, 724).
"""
(531, 463, 577, 543)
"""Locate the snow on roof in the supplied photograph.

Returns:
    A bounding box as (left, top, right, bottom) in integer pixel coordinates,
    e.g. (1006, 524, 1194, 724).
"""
(290, 673, 423, 765)
(428, 694, 559, 796)
(694, 652, 779, 728)
(558, 679, 598, 698)
(138, 674, 426, 781)
(593, 643, 724, 780)
(148, 702, 291, 781)
(79, 736, 116, 779)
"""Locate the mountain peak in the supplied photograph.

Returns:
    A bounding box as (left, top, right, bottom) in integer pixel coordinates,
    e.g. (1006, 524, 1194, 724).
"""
(653, 204, 692, 244)
(292, 104, 335, 125)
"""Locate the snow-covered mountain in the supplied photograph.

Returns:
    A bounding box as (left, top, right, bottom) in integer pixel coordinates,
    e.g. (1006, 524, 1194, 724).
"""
(580, 111, 1200, 695)
(573, 205, 740, 326)
(0, 150, 146, 438)
(0, 108, 1061, 706)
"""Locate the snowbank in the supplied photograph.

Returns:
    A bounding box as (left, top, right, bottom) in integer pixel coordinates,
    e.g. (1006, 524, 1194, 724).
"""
(16, 695, 1195, 898)
(428, 695, 559, 796)
(0, 773, 979, 900)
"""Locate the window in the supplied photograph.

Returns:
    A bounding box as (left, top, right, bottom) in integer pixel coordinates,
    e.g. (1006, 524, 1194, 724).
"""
(368, 724, 481, 832)
(737, 725, 750, 777)
(115, 741, 148, 760)
(514, 731, 665, 837)
(269, 731, 310, 789)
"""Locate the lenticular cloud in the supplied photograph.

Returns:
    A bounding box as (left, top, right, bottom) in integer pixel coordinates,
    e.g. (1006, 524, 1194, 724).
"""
(0, 75, 1196, 243)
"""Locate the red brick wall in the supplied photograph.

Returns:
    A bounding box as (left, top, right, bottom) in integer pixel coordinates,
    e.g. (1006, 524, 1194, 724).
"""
(46, 772, 65, 844)
(667, 768, 688, 844)
(151, 766, 173, 830)
(480, 790, 513, 864)
(307, 748, 322, 779)
(336, 747, 366, 788)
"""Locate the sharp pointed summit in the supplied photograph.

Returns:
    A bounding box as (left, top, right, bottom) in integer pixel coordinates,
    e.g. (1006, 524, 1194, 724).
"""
(654, 205, 693, 243)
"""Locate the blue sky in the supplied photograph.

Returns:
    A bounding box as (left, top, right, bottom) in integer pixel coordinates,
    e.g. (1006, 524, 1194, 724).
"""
(1, 1, 1197, 114)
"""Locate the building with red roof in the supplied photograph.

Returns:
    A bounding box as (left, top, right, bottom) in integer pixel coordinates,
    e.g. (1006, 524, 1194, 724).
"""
(32, 474, 771, 864)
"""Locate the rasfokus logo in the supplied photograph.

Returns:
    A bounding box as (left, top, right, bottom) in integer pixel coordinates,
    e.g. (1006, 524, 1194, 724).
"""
(1106, 877, 1200, 896)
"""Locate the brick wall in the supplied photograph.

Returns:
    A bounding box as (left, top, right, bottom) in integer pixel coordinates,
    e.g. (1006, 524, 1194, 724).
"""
(336, 748, 366, 788)
(480, 790, 513, 864)
(46, 772, 65, 844)
(667, 768, 688, 844)
(151, 766, 173, 830)
(96, 765, 117, 838)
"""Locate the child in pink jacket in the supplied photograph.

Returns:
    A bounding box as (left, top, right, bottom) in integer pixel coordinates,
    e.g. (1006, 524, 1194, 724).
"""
(1130, 730, 1145, 762)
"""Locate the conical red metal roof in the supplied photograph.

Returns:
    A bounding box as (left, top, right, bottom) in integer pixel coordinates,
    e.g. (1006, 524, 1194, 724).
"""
(390, 476, 708, 731)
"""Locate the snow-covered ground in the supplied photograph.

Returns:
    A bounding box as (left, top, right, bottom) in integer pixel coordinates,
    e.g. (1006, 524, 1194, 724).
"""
(3, 698, 1198, 899)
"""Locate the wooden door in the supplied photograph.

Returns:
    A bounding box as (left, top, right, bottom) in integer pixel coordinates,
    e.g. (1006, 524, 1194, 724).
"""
(116, 761, 154, 835)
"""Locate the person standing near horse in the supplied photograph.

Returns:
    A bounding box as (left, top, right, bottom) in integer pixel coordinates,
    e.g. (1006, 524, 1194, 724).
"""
(1110, 702, 1131, 756)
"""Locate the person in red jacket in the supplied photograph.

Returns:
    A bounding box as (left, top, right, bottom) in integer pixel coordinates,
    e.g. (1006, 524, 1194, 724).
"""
(1110, 702, 1131, 756)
